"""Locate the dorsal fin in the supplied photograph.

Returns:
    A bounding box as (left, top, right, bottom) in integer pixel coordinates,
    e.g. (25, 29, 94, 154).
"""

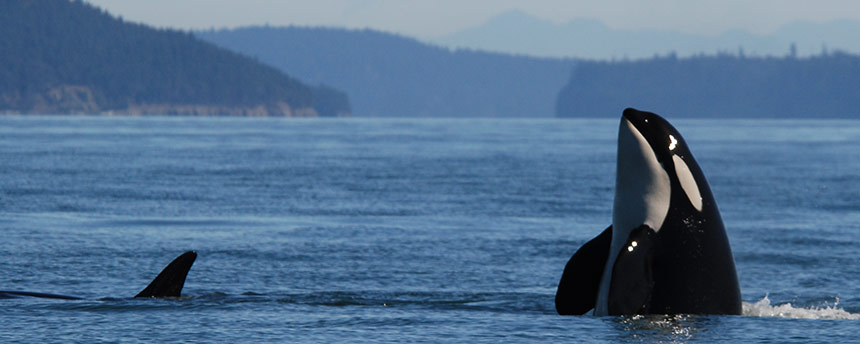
(135, 251, 197, 298)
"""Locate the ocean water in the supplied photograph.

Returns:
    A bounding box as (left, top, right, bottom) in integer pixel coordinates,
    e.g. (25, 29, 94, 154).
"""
(1, 116, 858, 343)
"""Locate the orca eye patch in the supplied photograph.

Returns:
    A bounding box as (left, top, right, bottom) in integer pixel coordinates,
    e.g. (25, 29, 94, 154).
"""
(672, 154, 703, 211)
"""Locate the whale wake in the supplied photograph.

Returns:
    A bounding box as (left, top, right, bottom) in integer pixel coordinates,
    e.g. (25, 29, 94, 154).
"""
(743, 295, 859, 320)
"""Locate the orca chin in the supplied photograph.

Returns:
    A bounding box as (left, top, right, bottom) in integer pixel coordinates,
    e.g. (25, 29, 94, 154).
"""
(0, 251, 197, 300)
(556, 108, 741, 316)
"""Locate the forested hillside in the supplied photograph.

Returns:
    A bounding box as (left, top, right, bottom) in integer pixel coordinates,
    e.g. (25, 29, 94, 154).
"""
(557, 52, 860, 118)
(197, 26, 575, 117)
(0, 0, 350, 116)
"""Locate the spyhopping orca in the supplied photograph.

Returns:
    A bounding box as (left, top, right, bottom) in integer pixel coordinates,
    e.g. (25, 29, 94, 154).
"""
(555, 108, 741, 316)
(0, 251, 197, 300)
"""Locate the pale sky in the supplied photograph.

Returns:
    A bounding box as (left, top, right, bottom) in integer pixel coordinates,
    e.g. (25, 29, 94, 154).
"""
(86, 0, 860, 38)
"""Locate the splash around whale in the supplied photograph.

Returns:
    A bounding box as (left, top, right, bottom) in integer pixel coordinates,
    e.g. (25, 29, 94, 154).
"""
(555, 108, 742, 316)
(0, 251, 197, 300)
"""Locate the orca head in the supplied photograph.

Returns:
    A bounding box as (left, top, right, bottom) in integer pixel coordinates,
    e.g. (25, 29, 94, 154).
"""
(613, 107, 709, 245)
(595, 108, 707, 315)
(618, 108, 707, 216)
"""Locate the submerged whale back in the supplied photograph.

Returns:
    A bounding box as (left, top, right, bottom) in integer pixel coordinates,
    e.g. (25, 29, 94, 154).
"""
(0, 291, 82, 300)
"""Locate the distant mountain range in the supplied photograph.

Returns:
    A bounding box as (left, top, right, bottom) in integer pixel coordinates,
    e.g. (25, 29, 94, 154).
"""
(197, 27, 575, 117)
(4, 1, 859, 119)
(0, 0, 350, 116)
(432, 10, 860, 59)
(200, 24, 860, 119)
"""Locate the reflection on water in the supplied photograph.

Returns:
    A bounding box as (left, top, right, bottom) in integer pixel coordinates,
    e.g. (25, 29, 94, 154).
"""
(613, 314, 711, 342)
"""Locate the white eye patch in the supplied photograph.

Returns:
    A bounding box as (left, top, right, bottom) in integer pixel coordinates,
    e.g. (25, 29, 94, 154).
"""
(672, 154, 702, 211)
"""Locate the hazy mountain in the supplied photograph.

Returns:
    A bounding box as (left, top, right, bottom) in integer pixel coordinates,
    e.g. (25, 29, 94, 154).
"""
(0, 0, 350, 116)
(434, 10, 860, 59)
(197, 26, 575, 117)
(557, 52, 860, 118)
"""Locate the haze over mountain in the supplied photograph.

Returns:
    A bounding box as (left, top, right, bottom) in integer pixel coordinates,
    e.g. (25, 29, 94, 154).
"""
(433, 10, 860, 59)
(7, 1, 858, 119)
(200, 23, 860, 119)
(198, 26, 575, 117)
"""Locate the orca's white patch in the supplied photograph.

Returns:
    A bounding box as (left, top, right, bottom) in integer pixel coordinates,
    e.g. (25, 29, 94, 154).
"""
(672, 154, 703, 211)
(595, 118, 671, 316)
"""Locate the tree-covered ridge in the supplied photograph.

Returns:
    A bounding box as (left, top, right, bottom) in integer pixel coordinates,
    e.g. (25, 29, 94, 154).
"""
(197, 26, 575, 117)
(556, 52, 860, 118)
(0, 0, 350, 116)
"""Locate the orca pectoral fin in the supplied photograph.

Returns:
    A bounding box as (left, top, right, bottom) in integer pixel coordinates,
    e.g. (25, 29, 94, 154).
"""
(555, 226, 612, 315)
(135, 251, 197, 298)
(608, 225, 656, 315)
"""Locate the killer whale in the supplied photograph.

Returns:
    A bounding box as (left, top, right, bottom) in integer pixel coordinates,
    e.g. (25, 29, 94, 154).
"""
(0, 251, 197, 300)
(555, 108, 741, 316)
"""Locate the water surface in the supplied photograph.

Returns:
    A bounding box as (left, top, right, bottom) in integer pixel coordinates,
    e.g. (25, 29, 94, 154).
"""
(1, 116, 858, 342)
